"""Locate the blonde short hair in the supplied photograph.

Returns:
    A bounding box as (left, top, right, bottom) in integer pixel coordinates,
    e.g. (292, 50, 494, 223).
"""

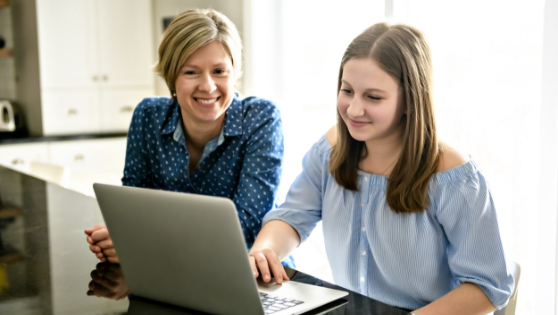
(154, 9, 243, 95)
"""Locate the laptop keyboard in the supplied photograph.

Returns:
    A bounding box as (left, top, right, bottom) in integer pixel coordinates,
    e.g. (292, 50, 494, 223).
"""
(260, 292, 304, 314)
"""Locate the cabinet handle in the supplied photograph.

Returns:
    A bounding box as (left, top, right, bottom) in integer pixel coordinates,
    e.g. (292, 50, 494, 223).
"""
(92, 75, 99, 81)
(102, 75, 108, 81)
(74, 154, 84, 161)
(67, 108, 78, 115)
(120, 105, 134, 113)
(11, 158, 24, 165)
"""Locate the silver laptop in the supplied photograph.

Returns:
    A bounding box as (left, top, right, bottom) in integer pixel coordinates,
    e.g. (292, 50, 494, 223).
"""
(93, 183, 348, 315)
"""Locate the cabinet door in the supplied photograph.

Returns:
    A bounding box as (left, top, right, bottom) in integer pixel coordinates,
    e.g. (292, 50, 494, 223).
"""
(36, 0, 98, 88)
(99, 87, 151, 132)
(49, 137, 127, 174)
(41, 88, 101, 135)
(0, 143, 49, 172)
(97, 0, 155, 87)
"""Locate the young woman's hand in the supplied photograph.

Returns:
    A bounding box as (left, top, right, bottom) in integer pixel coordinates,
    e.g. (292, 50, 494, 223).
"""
(85, 225, 119, 263)
(248, 247, 290, 284)
(248, 220, 301, 284)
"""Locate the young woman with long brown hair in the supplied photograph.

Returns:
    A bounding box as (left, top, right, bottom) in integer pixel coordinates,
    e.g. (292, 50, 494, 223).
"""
(249, 22, 514, 314)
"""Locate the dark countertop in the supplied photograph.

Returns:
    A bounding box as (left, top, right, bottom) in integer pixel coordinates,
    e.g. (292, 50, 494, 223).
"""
(0, 166, 412, 315)
(0, 132, 127, 145)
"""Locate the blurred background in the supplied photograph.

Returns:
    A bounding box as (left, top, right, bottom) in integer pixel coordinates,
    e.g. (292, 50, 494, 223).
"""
(0, 1, 557, 314)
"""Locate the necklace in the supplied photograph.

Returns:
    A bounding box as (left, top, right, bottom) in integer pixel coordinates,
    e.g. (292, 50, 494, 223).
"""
(377, 157, 398, 176)
(359, 155, 399, 176)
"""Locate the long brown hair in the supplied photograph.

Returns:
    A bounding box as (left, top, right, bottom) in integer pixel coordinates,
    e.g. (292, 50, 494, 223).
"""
(329, 22, 440, 213)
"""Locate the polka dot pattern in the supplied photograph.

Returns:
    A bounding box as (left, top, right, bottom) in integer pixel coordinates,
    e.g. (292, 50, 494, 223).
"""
(122, 95, 284, 248)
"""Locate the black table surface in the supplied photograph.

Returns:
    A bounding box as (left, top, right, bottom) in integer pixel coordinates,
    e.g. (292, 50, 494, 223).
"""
(0, 165, 411, 315)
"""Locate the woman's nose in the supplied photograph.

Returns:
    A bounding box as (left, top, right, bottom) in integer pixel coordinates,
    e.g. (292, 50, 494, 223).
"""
(198, 73, 217, 92)
(347, 98, 364, 117)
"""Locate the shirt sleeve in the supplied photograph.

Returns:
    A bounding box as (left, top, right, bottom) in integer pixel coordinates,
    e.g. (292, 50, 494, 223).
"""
(262, 137, 326, 243)
(232, 101, 284, 248)
(434, 170, 515, 309)
(121, 99, 153, 188)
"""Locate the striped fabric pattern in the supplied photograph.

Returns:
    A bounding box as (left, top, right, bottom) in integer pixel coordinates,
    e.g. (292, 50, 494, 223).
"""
(263, 135, 515, 310)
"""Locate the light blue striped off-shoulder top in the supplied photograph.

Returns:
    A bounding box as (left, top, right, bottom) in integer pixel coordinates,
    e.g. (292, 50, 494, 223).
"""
(263, 135, 515, 311)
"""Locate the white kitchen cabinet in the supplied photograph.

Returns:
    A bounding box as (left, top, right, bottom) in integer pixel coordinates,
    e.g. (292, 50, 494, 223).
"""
(41, 88, 101, 135)
(0, 142, 49, 172)
(99, 87, 151, 132)
(0, 137, 127, 175)
(35, 0, 154, 135)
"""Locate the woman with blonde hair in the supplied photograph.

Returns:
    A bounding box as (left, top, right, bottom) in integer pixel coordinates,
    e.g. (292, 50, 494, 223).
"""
(85, 8, 293, 267)
(249, 22, 514, 314)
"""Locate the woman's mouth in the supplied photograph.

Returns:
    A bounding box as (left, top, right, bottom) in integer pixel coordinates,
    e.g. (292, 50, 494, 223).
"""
(348, 119, 369, 128)
(194, 97, 220, 104)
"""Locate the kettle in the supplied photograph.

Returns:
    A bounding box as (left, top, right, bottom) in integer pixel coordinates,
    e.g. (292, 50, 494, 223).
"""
(0, 100, 26, 136)
(0, 100, 15, 132)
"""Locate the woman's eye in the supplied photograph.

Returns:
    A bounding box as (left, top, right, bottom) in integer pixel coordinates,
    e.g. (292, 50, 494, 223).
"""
(184, 70, 196, 75)
(368, 95, 382, 101)
(214, 69, 226, 75)
(341, 89, 353, 95)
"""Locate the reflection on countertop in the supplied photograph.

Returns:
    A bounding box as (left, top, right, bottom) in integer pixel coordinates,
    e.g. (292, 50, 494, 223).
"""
(0, 165, 128, 314)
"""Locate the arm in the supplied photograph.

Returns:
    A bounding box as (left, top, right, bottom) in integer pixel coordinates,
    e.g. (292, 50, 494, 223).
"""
(428, 164, 514, 312)
(249, 220, 301, 284)
(249, 136, 330, 283)
(231, 101, 284, 247)
(86, 100, 154, 262)
(121, 100, 154, 188)
(413, 283, 495, 315)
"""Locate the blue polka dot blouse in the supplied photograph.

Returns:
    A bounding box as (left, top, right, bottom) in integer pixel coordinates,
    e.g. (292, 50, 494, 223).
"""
(122, 94, 284, 249)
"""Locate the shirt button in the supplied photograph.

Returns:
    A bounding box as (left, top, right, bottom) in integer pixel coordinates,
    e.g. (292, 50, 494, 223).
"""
(361, 227, 366, 232)
(360, 202, 365, 207)
(360, 277, 365, 282)
(361, 251, 366, 256)
(364, 177, 368, 182)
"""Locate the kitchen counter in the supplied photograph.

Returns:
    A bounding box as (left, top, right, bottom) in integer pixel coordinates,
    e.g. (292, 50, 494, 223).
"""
(0, 132, 127, 145)
(0, 166, 412, 315)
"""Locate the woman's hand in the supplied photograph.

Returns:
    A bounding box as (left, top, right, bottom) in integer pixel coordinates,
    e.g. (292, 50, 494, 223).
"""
(248, 220, 301, 285)
(249, 247, 290, 284)
(85, 225, 119, 263)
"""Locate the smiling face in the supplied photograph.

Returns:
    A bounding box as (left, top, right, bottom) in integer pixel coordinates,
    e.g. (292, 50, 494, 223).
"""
(337, 57, 406, 146)
(175, 40, 236, 132)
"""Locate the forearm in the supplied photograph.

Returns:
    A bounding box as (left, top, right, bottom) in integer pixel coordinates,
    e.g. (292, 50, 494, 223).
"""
(251, 220, 301, 260)
(413, 283, 496, 315)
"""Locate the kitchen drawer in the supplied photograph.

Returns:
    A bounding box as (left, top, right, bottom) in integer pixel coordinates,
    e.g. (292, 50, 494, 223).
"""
(99, 87, 152, 132)
(48, 137, 127, 173)
(0, 142, 50, 172)
(41, 88, 101, 136)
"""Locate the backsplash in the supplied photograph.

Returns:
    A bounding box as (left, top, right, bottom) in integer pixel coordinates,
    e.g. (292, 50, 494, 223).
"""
(0, 6, 16, 100)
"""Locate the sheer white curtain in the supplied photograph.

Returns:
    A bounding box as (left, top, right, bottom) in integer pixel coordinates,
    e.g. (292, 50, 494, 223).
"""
(244, 0, 558, 313)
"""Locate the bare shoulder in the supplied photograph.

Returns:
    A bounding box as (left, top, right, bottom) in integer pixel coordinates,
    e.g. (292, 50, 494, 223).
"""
(325, 125, 337, 147)
(437, 141, 470, 172)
